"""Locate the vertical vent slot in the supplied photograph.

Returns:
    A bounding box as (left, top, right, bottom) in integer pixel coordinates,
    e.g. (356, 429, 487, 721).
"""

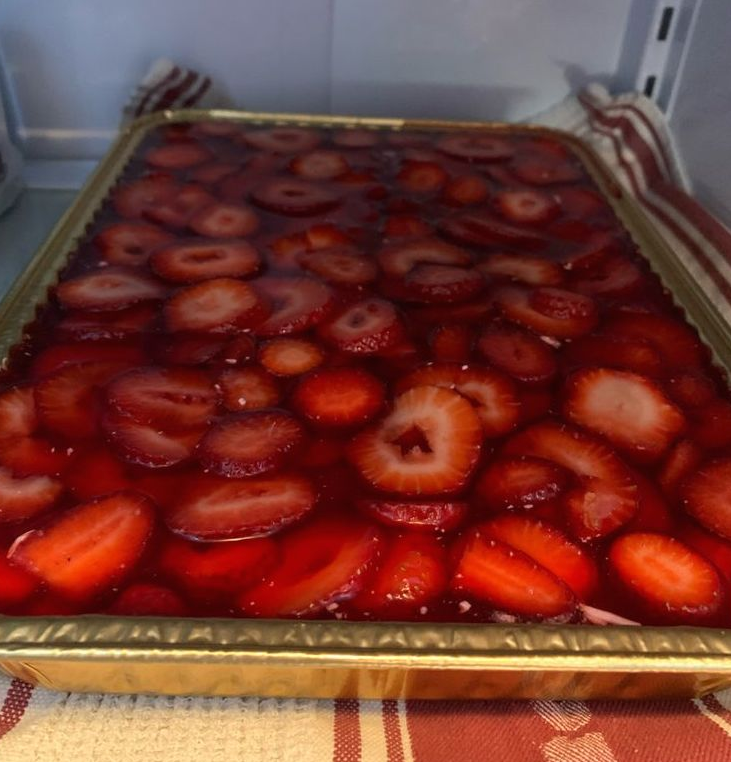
(657, 6, 674, 41)
(643, 75, 657, 97)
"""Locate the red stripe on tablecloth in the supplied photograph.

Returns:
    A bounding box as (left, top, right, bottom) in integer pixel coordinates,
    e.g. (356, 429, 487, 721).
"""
(134, 66, 181, 117)
(382, 700, 404, 762)
(0, 680, 33, 740)
(154, 72, 198, 112)
(701, 694, 731, 727)
(180, 77, 212, 108)
(333, 699, 362, 762)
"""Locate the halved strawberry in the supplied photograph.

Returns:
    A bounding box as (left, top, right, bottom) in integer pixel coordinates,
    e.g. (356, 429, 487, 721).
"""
(511, 155, 583, 185)
(476, 253, 564, 286)
(258, 338, 324, 377)
(292, 367, 385, 427)
(348, 386, 482, 496)
(480, 515, 598, 600)
(401, 264, 485, 304)
(452, 532, 576, 619)
(56, 304, 156, 342)
(396, 363, 519, 437)
(561, 335, 662, 377)
(0, 436, 72, 478)
(437, 134, 514, 162)
(690, 400, 731, 450)
(164, 278, 270, 333)
(218, 366, 280, 412)
(107, 367, 217, 430)
(35, 362, 126, 439)
(165, 473, 315, 541)
(113, 176, 178, 219)
(145, 142, 211, 169)
(0, 386, 37, 437)
(439, 213, 549, 250)
(239, 516, 383, 617)
(681, 522, 731, 586)
(8, 491, 154, 601)
(658, 438, 702, 496)
(441, 175, 489, 206)
(151, 239, 261, 284)
(332, 129, 380, 148)
(477, 324, 557, 384)
(269, 224, 352, 268)
(666, 371, 717, 409)
(56, 267, 165, 312)
(475, 456, 570, 513)
(565, 476, 639, 541)
(188, 203, 259, 238)
(383, 215, 433, 239)
(571, 255, 644, 297)
(683, 459, 731, 540)
(0, 553, 38, 608)
(319, 298, 404, 354)
(495, 189, 560, 226)
(31, 342, 145, 378)
(358, 499, 467, 532)
(495, 286, 597, 339)
(290, 150, 349, 179)
(243, 127, 320, 153)
(608, 532, 724, 624)
(377, 238, 471, 277)
(254, 276, 334, 337)
(64, 447, 131, 500)
(158, 534, 277, 601)
(94, 222, 174, 267)
(564, 368, 685, 461)
(560, 230, 623, 268)
(189, 161, 240, 185)
(351, 533, 447, 614)
(397, 160, 448, 194)
(108, 583, 187, 617)
(300, 247, 377, 286)
(104, 414, 203, 468)
(0, 467, 62, 523)
(429, 324, 473, 363)
(144, 184, 216, 229)
(251, 178, 339, 216)
(197, 410, 303, 477)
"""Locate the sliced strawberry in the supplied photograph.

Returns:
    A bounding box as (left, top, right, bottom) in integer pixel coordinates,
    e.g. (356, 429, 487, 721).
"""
(166, 471, 315, 543)
(690, 400, 731, 450)
(150, 239, 261, 284)
(0, 386, 37, 437)
(495, 189, 560, 226)
(396, 363, 519, 437)
(258, 338, 323, 377)
(477, 253, 564, 286)
(683, 459, 731, 540)
(254, 276, 334, 337)
(452, 532, 576, 619)
(164, 278, 270, 333)
(0, 554, 38, 608)
(108, 582, 187, 617)
(107, 367, 217, 429)
(158, 534, 276, 601)
(56, 267, 165, 312)
(681, 522, 731, 586)
(243, 127, 320, 153)
(348, 386, 482, 496)
(144, 184, 216, 229)
(31, 342, 145, 378)
(625, 470, 676, 534)
(480, 515, 598, 600)
(553, 186, 606, 218)
(564, 368, 685, 460)
(189, 161, 240, 185)
(151, 334, 226, 367)
(383, 215, 433, 239)
(571, 255, 644, 297)
(397, 160, 448, 194)
(378, 238, 471, 277)
(658, 438, 702, 496)
(441, 175, 489, 206)
(56, 304, 156, 342)
(666, 371, 717, 409)
(333, 129, 380, 148)
(0, 467, 62, 523)
(104, 414, 203, 468)
(35, 362, 126, 439)
(0, 436, 72, 478)
(239, 516, 383, 617)
(269, 224, 352, 268)
(358, 499, 467, 532)
(292, 367, 385, 427)
(429, 324, 473, 363)
(251, 178, 339, 216)
(319, 298, 404, 354)
(94, 222, 174, 267)
(439, 213, 549, 250)
(145, 142, 211, 169)
(216, 335, 258, 366)
(511, 155, 583, 185)
(290, 150, 349, 179)
(401, 264, 485, 304)
(561, 231, 624, 268)
(437, 134, 513, 162)
(477, 324, 557, 384)
(351, 533, 447, 614)
(188, 203, 260, 239)
(565, 476, 639, 541)
(218, 366, 280, 412)
(65, 447, 131, 500)
(113, 176, 178, 219)
(475, 456, 570, 513)
(561, 335, 662, 377)
(608, 532, 723, 624)
(8, 491, 154, 601)
(300, 247, 377, 286)
(197, 410, 303, 477)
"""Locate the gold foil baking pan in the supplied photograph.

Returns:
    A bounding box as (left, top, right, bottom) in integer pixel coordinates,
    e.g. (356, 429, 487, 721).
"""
(0, 109, 730, 700)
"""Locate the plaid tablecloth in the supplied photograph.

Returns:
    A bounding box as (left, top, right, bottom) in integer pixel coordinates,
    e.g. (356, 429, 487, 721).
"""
(2, 76, 731, 761)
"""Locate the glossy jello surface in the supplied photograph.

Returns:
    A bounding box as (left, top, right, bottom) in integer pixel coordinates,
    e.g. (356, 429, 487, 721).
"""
(1, 120, 731, 627)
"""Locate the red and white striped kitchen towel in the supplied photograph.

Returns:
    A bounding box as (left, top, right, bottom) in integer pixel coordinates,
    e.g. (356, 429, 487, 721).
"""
(2, 80, 731, 761)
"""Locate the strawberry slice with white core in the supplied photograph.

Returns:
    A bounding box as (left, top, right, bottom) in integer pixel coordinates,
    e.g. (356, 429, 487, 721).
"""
(480, 515, 598, 600)
(145, 142, 211, 169)
(56, 267, 165, 312)
(300, 247, 378, 286)
(164, 278, 270, 333)
(0, 386, 37, 438)
(197, 409, 304, 478)
(358, 499, 468, 532)
(397, 363, 519, 437)
(683, 459, 731, 540)
(239, 517, 383, 617)
(477, 324, 557, 384)
(251, 178, 339, 216)
(106, 367, 217, 429)
(397, 161, 448, 194)
(608, 532, 724, 624)
(290, 150, 349, 180)
(439, 213, 549, 250)
(188, 203, 260, 238)
(452, 532, 576, 619)
(165, 473, 315, 541)
(8, 491, 154, 601)
(495, 189, 560, 226)
(258, 338, 324, 377)
(94, 222, 174, 267)
(658, 438, 702, 495)
(105, 414, 203, 468)
(113, 176, 178, 219)
(254, 276, 334, 337)
(402, 265, 485, 304)
(564, 476, 639, 541)
(144, 185, 216, 229)
(218, 367, 280, 412)
(564, 368, 685, 460)
(150, 240, 261, 283)
(0, 467, 62, 523)
(511, 155, 583, 185)
(477, 253, 564, 287)
(333, 129, 380, 148)
(441, 175, 489, 206)
(319, 298, 404, 354)
(475, 456, 570, 512)
(348, 385, 482, 496)
(377, 238, 471, 277)
(243, 127, 320, 153)
(437, 134, 514, 162)
(56, 304, 156, 342)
